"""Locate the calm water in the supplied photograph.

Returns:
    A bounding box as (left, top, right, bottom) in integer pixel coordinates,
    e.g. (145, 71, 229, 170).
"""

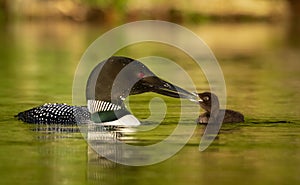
(0, 21, 299, 185)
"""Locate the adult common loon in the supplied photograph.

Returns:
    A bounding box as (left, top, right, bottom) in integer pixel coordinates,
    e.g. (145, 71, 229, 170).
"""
(197, 92, 244, 124)
(16, 56, 198, 125)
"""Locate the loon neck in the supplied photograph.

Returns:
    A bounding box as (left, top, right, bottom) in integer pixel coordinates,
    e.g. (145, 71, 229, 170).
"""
(87, 99, 122, 114)
(90, 109, 130, 123)
(87, 99, 140, 126)
(87, 99, 124, 122)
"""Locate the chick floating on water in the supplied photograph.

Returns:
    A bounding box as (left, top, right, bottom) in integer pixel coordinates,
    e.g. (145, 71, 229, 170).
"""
(197, 92, 244, 124)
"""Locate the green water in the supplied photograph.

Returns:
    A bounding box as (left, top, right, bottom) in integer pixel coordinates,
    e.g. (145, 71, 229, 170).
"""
(0, 21, 299, 185)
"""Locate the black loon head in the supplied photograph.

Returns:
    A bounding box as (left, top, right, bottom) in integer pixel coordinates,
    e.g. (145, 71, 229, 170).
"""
(86, 56, 197, 125)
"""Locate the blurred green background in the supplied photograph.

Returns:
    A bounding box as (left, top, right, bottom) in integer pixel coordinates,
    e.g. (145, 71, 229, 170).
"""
(0, 1, 299, 185)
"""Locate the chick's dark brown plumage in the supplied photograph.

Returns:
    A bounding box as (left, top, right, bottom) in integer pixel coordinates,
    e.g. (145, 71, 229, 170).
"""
(197, 92, 244, 124)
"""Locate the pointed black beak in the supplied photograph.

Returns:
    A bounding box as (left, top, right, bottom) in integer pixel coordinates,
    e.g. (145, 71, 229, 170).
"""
(135, 76, 198, 101)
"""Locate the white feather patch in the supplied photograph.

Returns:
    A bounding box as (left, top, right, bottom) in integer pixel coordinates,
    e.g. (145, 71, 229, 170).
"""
(94, 114, 141, 126)
(87, 100, 122, 114)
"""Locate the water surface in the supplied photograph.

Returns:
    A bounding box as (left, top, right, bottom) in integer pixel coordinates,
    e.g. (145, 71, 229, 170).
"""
(0, 21, 299, 185)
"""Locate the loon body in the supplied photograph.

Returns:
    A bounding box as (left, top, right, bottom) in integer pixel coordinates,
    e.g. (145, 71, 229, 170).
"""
(197, 92, 244, 124)
(16, 56, 197, 125)
(16, 103, 90, 124)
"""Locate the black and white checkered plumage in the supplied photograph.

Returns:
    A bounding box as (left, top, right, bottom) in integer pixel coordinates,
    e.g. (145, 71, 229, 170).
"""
(15, 103, 90, 124)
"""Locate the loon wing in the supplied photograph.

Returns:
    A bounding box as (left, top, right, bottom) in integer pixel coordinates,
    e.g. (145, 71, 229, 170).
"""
(15, 103, 90, 125)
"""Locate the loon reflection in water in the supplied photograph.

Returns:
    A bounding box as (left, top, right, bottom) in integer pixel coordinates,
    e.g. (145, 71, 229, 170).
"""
(16, 56, 198, 126)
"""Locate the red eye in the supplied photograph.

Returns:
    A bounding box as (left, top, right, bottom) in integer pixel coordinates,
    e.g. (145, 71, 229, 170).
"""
(138, 72, 145, 79)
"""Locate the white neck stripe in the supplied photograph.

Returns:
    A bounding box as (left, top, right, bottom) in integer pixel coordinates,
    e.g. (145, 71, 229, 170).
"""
(87, 100, 122, 114)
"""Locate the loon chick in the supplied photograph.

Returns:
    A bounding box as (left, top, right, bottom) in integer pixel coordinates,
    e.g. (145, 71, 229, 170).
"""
(16, 56, 197, 125)
(197, 92, 244, 124)
(16, 103, 90, 124)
